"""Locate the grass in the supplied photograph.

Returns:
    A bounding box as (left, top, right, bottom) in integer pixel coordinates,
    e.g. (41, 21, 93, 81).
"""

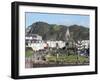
(25, 49, 33, 57)
(78, 55, 89, 63)
(46, 54, 89, 64)
(25, 48, 89, 64)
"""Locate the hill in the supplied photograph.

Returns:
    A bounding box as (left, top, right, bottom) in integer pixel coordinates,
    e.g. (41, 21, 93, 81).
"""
(26, 22, 89, 41)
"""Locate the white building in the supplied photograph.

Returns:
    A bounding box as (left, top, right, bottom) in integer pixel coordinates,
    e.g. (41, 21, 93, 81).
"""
(76, 40, 89, 50)
(47, 40, 65, 48)
(26, 34, 44, 51)
(26, 34, 42, 41)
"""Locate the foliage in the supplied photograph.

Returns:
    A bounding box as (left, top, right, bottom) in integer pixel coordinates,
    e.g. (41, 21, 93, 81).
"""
(25, 48, 33, 57)
(26, 22, 89, 41)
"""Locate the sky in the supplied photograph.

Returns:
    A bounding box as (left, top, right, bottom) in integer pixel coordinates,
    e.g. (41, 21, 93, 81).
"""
(25, 12, 90, 28)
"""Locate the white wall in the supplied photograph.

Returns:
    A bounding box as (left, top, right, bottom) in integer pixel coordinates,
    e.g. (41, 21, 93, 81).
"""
(0, 0, 99, 81)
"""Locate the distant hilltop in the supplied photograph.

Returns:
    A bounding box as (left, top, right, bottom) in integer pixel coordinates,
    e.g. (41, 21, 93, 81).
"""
(26, 21, 89, 41)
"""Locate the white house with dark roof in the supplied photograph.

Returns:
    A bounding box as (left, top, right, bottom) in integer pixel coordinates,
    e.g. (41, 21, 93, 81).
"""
(26, 34, 42, 41)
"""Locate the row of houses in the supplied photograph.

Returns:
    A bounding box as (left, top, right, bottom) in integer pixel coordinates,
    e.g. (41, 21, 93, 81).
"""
(25, 34, 89, 52)
(26, 34, 66, 51)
